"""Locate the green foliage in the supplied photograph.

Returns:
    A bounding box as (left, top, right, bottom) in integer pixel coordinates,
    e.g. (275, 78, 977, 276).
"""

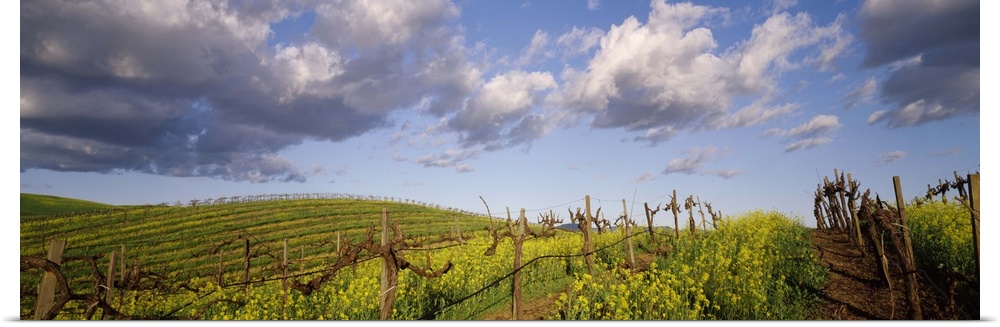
(907, 200, 976, 277)
(552, 211, 828, 320)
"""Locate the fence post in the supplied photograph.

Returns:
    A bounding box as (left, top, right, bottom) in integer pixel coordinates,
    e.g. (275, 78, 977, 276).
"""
(512, 208, 527, 320)
(244, 238, 250, 290)
(670, 190, 680, 239)
(823, 177, 843, 230)
(696, 196, 707, 231)
(583, 196, 595, 276)
(103, 249, 117, 320)
(282, 239, 288, 320)
(33, 240, 66, 320)
(622, 199, 635, 268)
(835, 170, 856, 245)
(967, 173, 980, 281)
(685, 195, 696, 235)
(218, 251, 224, 286)
(120, 245, 126, 285)
(379, 208, 397, 320)
(644, 202, 656, 244)
(893, 176, 921, 320)
(846, 173, 864, 248)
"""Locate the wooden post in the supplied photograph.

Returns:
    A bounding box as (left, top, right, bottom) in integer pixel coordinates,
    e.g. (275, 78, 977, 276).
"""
(583, 196, 595, 276)
(300, 247, 304, 274)
(685, 195, 696, 235)
(336, 231, 342, 255)
(282, 239, 288, 320)
(218, 251, 224, 286)
(835, 170, 854, 242)
(696, 196, 707, 231)
(817, 185, 836, 229)
(670, 190, 680, 240)
(967, 173, 980, 281)
(512, 208, 527, 320)
(120, 245, 126, 285)
(244, 238, 250, 290)
(846, 174, 864, 248)
(893, 176, 921, 320)
(33, 240, 66, 320)
(379, 208, 396, 320)
(644, 202, 656, 244)
(622, 199, 635, 268)
(104, 249, 117, 320)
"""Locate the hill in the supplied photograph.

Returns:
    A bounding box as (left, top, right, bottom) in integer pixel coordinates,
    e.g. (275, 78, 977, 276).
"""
(20, 193, 114, 218)
(20, 194, 495, 286)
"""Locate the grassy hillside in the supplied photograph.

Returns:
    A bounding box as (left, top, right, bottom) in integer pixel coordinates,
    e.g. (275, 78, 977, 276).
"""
(20, 193, 113, 218)
(20, 195, 828, 321)
(20, 197, 494, 292)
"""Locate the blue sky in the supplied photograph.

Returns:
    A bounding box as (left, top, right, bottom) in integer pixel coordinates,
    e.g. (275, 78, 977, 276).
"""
(16, 0, 985, 228)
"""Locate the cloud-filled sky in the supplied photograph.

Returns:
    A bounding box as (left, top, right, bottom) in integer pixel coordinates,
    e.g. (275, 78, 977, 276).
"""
(17, 0, 984, 227)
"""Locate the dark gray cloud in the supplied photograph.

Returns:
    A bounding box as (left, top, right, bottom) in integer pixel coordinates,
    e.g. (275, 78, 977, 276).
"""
(20, 0, 475, 182)
(859, 0, 978, 68)
(858, 0, 979, 127)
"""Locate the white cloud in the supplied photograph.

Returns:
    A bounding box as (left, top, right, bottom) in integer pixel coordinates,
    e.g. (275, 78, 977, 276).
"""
(786, 115, 840, 138)
(516, 30, 552, 66)
(663, 146, 727, 175)
(635, 172, 656, 183)
(273, 42, 345, 101)
(313, 0, 459, 48)
(842, 77, 878, 110)
(708, 169, 743, 179)
(876, 150, 906, 165)
(867, 110, 886, 125)
(555, 26, 605, 57)
(765, 115, 841, 152)
(587, 0, 601, 11)
(665, 147, 718, 175)
(449, 70, 558, 148)
(414, 148, 480, 172)
(633, 126, 678, 146)
(769, 0, 797, 15)
(548, 0, 846, 145)
(785, 137, 832, 152)
(735, 12, 848, 91)
(662, 146, 743, 178)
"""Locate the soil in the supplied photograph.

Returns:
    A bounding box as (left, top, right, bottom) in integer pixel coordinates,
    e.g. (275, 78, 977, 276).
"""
(811, 228, 974, 320)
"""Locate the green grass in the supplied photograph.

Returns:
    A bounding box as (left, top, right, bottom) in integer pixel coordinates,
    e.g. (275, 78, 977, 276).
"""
(20, 193, 113, 218)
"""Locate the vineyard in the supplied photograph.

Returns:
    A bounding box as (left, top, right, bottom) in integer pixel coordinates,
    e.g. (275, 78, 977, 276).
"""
(19, 172, 981, 320)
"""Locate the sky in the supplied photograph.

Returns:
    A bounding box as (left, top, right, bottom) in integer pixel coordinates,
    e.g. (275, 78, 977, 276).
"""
(15, 0, 986, 229)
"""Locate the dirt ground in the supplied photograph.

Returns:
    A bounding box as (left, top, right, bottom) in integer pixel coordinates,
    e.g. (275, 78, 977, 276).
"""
(811, 228, 973, 320)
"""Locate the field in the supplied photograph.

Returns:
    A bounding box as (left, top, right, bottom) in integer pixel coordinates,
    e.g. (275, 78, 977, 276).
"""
(19, 185, 979, 320)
